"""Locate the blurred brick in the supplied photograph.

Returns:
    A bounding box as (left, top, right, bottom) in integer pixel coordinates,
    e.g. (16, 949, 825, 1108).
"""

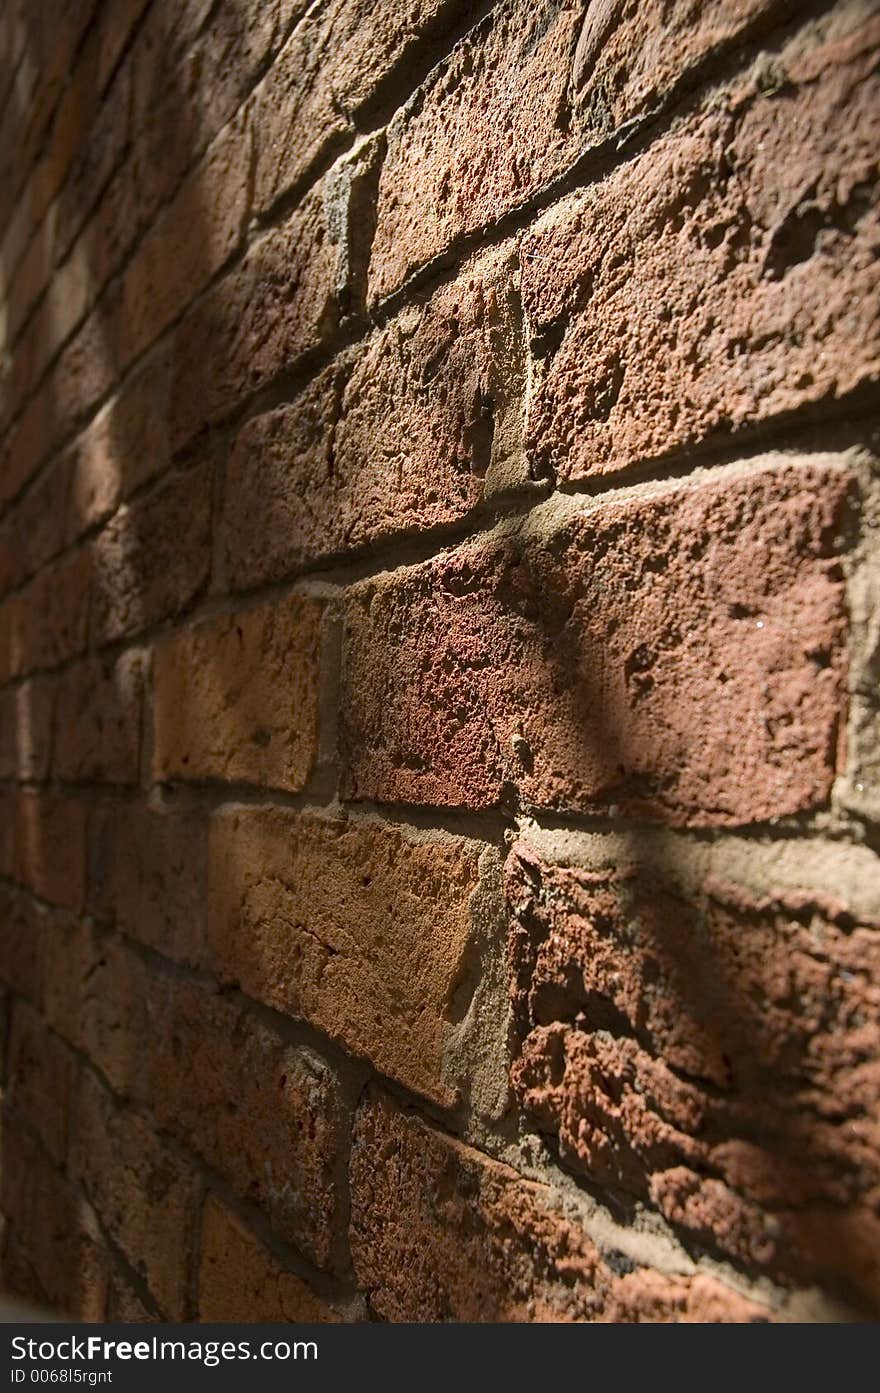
(148, 979, 343, 1267)
(209, 808, 487, 1105)
(153, 596, 324, 791)
(198, 1197, 341, 1322)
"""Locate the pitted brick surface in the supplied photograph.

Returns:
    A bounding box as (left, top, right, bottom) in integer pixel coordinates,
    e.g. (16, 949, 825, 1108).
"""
(507, 844, 880, 1309)
(342, 466, 850, 824)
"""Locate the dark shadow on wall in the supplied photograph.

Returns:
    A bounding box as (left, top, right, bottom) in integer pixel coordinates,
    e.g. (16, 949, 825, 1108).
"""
(0, 0, 876, 1327)
(0, 0, 273, 1320)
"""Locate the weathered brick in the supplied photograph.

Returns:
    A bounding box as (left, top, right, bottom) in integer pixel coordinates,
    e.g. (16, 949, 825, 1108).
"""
(90, 463, 211, 644)
(119, 109, 251, 367)
(198, 1197, 340, 1322)
(53, 650, 144, 783)
(76, 0, 270, 312)
(0, 1, 99, 234)
(524, 7, 880, 481)
(209, 809, 488, 1105)
(15, 790, 87, 911)
(148, 979, 342, 1267)
(153, 596, 323, 791)
(253, 0, 471, 215)
(0, 1109, 109, 1321)
(341, 465, 850, 824)
(507, 843, 880, 1312)
(88, 799, 208, 966)
(65, 350, 171, 544)
(0, 676, 54, 781)
(6, 1000, 76, 1166)
(169, 176, 353, 452)
(224, 246, 524, 589)
(369, 0, 791, 302)
(73, 1072, 198, 1319)
(350, 1091, 771, 1321)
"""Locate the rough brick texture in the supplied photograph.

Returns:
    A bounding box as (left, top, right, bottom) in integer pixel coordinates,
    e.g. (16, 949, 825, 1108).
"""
(208, 808, 489, 1106)
(350, 1092, 770, 1322)
(2, 0, 879, 1328)
(341, 466, 850, 824)
(507, 844, 880, 1312)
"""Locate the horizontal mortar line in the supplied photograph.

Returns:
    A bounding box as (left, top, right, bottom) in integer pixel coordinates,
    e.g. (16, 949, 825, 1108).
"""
(6, 983, 362, 1289)
(0, 908, 872, 1319)
(5, 208, 880, 606)
(341, 0, 843, 330)
(0, 0, 843, 519)
(0, 0, 502, 453)
(3, 392, 875, 638)
(119, 937, 513, 1191)
(247, 0, 500, 242)
(0, 0, 314, 314)
(0, 0, 321, 361)
(0, 769, 874, 862)
(3, 1040, 359, 1316)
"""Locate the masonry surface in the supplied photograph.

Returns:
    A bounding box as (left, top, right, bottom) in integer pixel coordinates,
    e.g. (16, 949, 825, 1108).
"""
(0, 0, 879, 1323)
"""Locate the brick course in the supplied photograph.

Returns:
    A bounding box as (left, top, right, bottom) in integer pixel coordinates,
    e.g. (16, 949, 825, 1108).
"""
(1, 0, 879, 1326)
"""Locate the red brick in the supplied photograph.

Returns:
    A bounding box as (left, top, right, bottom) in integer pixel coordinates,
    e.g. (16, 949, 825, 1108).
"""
(148, 979, 343, 1268)
(153, 596, 324, 791)
(4, 209, 55, 350)
(341, 465, 850, 825)
(0, 790, 15, 880)
(6, 1000, 76, 1165)
(88, 799, 208, 966)
(77, 0, 266, 310)
(0, 1108, 109, 1321)
(53, 650, 144, 783)
(223, 246, 524, 589)
(0, 1, 99, 232)
(65, 350, 171, 544)
(209, 809, 489, 1105)
(90, 463, 211, 644)
(169, 179, 352, 453)
(524, 8, 880, 481)
(253, 0, 471, 215)
(15, 790, 87, 910)
(119, 109, 251, 367)
(350, 1091, 771, 1322)
(507, 843, 880, 1312)
(369, 0, 790, 302)
(198, 1197, 341, 1322)
(0, 676, 54, 781)
(72, 1072, 198, 1320)
(95, 0, 152, 95)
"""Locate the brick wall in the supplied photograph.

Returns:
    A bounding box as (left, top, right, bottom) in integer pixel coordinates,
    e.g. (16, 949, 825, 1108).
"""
(0, 0, 879, 1323)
